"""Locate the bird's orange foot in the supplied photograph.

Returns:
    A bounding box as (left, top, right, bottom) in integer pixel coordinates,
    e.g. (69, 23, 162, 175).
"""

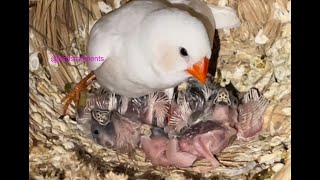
(62, 72, 96, 115)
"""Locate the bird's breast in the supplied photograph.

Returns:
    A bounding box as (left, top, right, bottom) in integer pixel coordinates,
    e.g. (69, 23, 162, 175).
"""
(94, 59, 157, 97)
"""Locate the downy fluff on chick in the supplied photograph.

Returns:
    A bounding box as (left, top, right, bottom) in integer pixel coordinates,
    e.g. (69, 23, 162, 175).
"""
(76, 89, 141, 153)
(142, 80, 269, 169)
(76, 88, 172, 153)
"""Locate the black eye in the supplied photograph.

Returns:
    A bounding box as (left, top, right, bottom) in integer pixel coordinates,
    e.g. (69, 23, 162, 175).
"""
(233, 98, 238, 105)
(180, 47, 188, 56)
(94, 129, 99, 135)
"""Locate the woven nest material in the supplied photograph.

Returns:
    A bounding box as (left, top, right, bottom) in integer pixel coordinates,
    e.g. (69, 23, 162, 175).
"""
(29, 0, 291, 179)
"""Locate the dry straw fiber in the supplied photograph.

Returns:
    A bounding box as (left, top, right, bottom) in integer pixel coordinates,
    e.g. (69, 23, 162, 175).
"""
(29, 0, 291, 179)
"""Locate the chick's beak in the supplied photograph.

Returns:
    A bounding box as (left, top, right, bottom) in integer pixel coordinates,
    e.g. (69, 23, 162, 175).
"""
(186, 57, 209, 84)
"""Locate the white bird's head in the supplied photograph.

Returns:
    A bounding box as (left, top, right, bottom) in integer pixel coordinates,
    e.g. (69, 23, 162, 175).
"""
(138, 8, 211, 86)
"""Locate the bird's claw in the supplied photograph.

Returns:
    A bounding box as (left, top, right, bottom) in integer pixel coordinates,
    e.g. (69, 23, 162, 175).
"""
(62, 72, 96, 115)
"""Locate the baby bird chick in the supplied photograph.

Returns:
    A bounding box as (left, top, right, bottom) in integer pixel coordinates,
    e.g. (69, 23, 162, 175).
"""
(76, 89, 141, 153)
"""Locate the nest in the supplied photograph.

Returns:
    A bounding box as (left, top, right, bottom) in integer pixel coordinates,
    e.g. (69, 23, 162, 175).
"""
(29, 0, 291, 179)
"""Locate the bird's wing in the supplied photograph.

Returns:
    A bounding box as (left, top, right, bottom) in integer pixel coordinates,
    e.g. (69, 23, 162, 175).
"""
(207, 5, 241, 29)
(146, 91, 170, 127)
(87, 14, 116, 71)
(237, 88, 269, 141)
(167, 0, 216, 46)
(181, 0, 241, 29)
(87, 0, 167, 71)
(167, 0, 240, 45)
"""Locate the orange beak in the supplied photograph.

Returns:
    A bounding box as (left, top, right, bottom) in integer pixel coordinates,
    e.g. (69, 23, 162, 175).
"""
(185, 57, 209, 84)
